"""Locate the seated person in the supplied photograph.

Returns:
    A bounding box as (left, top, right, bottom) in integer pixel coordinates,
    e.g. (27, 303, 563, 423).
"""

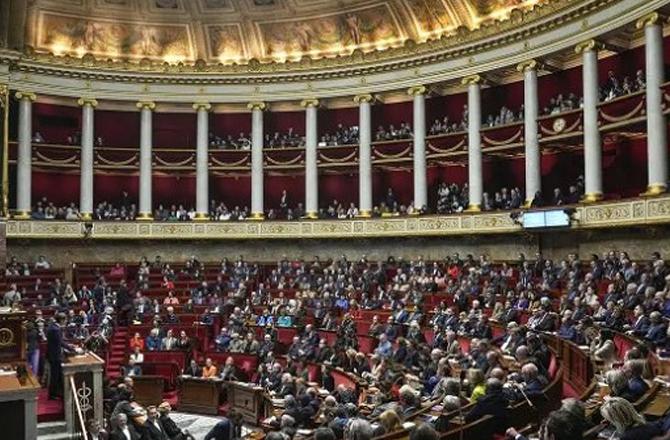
(464, 378, 509, 435)
(129, 332, 144, 351)
(183, 359, 202, 377)
(220, 357, 238, 381)
(202, 358, 218, 379)
(124, 347, 144, 377)
(145, 328, 161, 351)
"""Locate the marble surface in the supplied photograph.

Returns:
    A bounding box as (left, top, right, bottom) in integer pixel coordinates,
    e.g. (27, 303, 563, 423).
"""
(171, 412, 258, 439)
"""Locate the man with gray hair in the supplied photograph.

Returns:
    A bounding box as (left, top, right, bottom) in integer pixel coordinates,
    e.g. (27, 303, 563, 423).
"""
(345, 418, 374, 440)
(109, 413, 140, 440)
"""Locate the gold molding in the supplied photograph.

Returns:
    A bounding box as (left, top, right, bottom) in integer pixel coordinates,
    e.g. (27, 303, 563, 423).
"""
(192, 102, 212, 111)
(574, 39, 602, 54)
(407, 85, 427, 96)
(14, 91, 36, 101)
(461, 75, 482, 86)
(353, 94, 374, 104)
(304, 211, 318, 219)
(80, 212, 93, 221)
(581, 192, 604, 203)
(77, 97, 98, 108)
(636, 12, 660, 29)
(247, 102, 267, 111)
(1, 83, 8, 218)
(300, 99, 319, 108)
(136, 212, 153, 221)
(12, 211, 31, 220)
(516, 60, 540, 73)
(248, 212, 265, 220)
(641, 183, 667, 197)
(136, 101, 156, 111)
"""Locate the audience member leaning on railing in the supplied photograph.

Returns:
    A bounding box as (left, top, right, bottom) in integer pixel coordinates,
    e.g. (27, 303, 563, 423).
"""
(7, 247, 670, 438)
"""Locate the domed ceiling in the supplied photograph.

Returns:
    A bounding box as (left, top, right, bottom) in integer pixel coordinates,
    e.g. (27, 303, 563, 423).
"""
(24, 0, 549, 65)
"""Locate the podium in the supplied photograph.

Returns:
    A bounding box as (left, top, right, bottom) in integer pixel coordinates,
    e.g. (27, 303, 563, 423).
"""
(227, 382, 265, 424)
(178, 377, 221, 415)
(63, 352, 105, 435)
(0, 311, 40, 440)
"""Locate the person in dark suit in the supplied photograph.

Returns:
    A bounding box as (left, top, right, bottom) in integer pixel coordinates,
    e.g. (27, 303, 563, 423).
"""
(144, 406, 169, 440)
(183, 360, 201, 377)
(623, 360, 650, 402)
(157, 402, 186, 440)
(46, 313, 74, 399)
(464, 378, 509, 435)
(506, 408, 584, 440)
(644, 311, 667, 347)
(109, 413, 141, 440)
(628, 305, 650, 337)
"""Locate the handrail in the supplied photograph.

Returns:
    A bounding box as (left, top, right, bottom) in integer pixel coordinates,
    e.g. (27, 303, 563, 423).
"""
(69, 375, 90, 440)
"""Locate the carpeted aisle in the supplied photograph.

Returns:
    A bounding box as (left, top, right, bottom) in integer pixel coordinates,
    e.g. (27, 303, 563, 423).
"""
(37, 388, 64, 423)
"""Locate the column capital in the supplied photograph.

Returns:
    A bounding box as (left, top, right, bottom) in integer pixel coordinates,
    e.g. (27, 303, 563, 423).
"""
(636, 12, 661, 29)
(77, 97, 98, 108)
(15, 91, 36, 101)
(574, 39, 602, 55)
(516, 59, 541, 73)
(192, 102, 212, 111)
(461, 74, 483, 86)
(136, 101, 156, 111)
(300, 98, 320, 108)
(247, 101, 267, 111)
(407, 85, 427, 96)
(353, 94, 374, 104)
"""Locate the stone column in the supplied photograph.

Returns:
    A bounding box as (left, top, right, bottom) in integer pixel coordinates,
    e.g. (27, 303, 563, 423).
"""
(14, 91, 35, 218)
(409, 85, 427, 211)
(576, 40, 603, 202)
(302, 99, 319, 218)
(354, 94, 373, 217)
(638, 12, 668, 195)
(462, 75, 483, 211)
(248, 102, 266, 219)
(194, 102, 211, 220)
(517, 60, 542, 205)
(136, 101, 155, 220)
(77, 98, 97, 220)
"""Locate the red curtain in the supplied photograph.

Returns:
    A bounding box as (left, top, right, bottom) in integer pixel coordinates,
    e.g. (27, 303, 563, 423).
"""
(318, 107, 359, 136)
(153, 113, 197, 148)
(266, 110, 305, 136)
(211, 112, 251, 139)
(33, 170, 80, 206)
(94, 174, 139, 205)
(33, 103, 81, 144)
(95, 110, 140, 148)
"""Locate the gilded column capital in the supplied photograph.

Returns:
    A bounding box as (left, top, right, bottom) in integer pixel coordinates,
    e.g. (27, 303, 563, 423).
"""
(15, 91, 36, 101)
(77, 97, 98, 108)
(516, 60, 541, 73)
(353, 94, 374, 104)
(574, 39, 602, 55)
(407, 85, 427, 96)
(247, 101, 267, 111)
(0, 83, 8, 96)
(300, 98, 320, 108)
(636, 12, 660, 29)
(461, 74, 482, 86)
(192, 102, 212, 111)
(136, 101, 156, 111)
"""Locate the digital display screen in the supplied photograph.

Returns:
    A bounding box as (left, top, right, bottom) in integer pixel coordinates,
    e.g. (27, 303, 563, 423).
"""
(522, 210, 570, 228)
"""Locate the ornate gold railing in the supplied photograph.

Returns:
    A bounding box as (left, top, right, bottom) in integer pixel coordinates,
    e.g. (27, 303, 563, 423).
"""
(6, 194, 670, 240)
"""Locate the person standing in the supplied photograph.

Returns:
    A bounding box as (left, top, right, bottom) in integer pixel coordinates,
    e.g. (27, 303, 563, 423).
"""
(46, 313, 70, 399)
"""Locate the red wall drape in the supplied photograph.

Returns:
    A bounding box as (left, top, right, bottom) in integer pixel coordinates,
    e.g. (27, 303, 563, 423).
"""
(95, 110, 140, 148)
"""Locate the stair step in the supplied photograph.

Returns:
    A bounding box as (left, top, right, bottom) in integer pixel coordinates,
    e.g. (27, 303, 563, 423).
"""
(37, 432, 74, 440)
(37, 421, 67, 436)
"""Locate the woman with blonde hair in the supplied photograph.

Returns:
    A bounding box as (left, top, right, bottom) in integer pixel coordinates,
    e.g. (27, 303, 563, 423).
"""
(466, 368, 486, 402)
(600, 397, 662, 440)
(373, 409, 402, 436)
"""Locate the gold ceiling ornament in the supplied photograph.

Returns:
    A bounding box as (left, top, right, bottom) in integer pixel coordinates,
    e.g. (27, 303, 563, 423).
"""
(636, 12, 660, 28)
(461, 74, 483, 86)
(136, 101, 157, 111)
(300, 99, 320, 108)
(574, 39, 603, 54)
(516, 59, 542, 73)
(192, 102, 212, 111)
(247, 101, 267, 111)
(77, 97, 98, 107)
(14, 91, 37, 101)
(353, 94, 374, 104)
(407, 85, 427, 96)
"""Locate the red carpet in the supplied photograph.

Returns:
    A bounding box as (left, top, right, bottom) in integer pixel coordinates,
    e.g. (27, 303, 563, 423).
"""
(37, 388, 64, 423)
